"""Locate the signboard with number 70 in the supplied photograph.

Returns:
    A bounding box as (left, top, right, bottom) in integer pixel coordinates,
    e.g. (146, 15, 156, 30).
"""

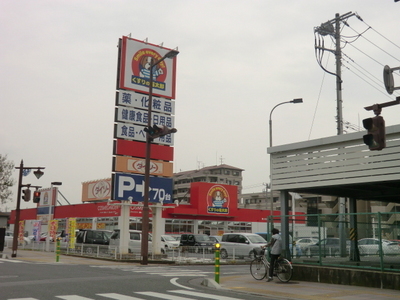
(112, 172, 173, 204)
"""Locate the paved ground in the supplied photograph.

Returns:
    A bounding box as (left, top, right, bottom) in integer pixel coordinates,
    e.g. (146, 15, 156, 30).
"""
(2, 248, 400, 300)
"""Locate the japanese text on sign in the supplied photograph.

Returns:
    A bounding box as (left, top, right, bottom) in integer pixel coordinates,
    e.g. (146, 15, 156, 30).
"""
(117, 90, 175, 114)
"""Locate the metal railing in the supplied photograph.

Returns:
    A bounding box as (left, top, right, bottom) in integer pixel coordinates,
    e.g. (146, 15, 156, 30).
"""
(279, 211, 400, 272)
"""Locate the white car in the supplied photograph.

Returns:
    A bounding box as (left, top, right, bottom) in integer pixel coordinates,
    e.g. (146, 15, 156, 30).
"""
(5, 231, 31, 246)
(295, 237, 320, 250)
(358, 238, 400, 256)
(220, 233, 267, 259)
(161, 235, 179, 251)
(109, 230, 165, 254)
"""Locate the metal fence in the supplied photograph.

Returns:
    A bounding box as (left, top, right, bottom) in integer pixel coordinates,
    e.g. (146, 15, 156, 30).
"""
(281, 211, 400, 272)
(5, 212, 400, 273)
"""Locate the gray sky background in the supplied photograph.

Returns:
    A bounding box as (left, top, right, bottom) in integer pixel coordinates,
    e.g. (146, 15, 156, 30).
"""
(1, 1, 400, 210)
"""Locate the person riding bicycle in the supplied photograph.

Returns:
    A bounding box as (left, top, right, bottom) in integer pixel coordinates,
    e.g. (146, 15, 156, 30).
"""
(263, 228, 282, 282)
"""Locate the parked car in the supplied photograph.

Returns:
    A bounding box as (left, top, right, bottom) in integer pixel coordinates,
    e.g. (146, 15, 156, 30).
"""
(5, 231, 31, 246)
(76, 229, 112, 245)
(295, 237, 320, 251)
(358, 238, 400, 256)
(255, 232, 302, 257)
(179, 234, 214, 252)
(109, 229, 165, 254)
(161, 234, 179, 251)
(304, 238, 350, 257)
(220, 233, 266, 259)
(209, 235, 222, 244)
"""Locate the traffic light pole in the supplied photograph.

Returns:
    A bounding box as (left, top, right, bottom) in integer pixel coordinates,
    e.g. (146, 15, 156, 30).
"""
(141, 49, 179, 265)
(364, 98, 400, 112)
(11, 160, 24, 258)
(12, 161, 45, 257)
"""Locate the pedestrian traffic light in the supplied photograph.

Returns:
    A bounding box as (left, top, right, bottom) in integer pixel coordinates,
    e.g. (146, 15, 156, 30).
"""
(33, 191, 41, 203)
(144, 124, 177, 141)
(362, 115, 386, 150)
(22, 189, 31, 202)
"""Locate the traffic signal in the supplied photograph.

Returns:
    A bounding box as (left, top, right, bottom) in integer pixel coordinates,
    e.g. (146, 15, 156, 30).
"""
(33, 191, 41, 203)
(144, 124, 177, 141)
(22, 189, 31, 202)
(362, 115, 386, 150)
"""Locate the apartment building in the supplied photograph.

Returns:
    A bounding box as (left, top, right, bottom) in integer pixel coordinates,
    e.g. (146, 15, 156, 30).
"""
(173, 164, 243, 204)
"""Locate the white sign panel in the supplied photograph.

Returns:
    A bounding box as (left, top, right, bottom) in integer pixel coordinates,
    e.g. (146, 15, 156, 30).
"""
(117, 90, 175, 115)
(114, 123, 174, 146)
(115, 107, 175, 127)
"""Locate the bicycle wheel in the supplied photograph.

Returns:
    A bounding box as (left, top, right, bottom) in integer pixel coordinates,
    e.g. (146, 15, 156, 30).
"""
(250, 258, 267, 280)
(275, 259, 293, 282)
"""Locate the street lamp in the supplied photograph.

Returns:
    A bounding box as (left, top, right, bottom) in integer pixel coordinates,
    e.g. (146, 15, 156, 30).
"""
(269, 98, 303, 147)
(45, 181, 62, 251)
(267, 98, 303, 235)
(12, 160, 45, 257)
(141, 48, 179, 265)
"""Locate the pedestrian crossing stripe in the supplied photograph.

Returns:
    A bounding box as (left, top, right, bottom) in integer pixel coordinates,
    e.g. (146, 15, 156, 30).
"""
(170, 290, 244, 300)
(0, 258, 24, 263)
(96, 294, 143, 300)
(91, 265, 213, 277)
(8, 289, 246, 300)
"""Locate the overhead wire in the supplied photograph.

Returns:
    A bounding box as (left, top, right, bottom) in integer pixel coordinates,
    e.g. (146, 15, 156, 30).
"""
(340, 18, 400, 98)
(309, 40, 332, 140)
(313, 13, 400, 139)
(357, 16, 400, 52)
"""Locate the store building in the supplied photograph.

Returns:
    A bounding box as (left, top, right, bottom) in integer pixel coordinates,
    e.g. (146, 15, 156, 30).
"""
(9, 181, 305, 238)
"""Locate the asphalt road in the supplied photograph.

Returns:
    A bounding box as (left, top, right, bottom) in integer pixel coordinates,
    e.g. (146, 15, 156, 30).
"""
(0, 259, 270, 300)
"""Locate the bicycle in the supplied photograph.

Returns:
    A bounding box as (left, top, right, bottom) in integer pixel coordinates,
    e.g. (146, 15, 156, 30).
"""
(250, 247, 293, 282)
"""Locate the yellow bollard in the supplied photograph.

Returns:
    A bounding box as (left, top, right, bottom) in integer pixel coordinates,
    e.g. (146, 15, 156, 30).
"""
(56, 238, 61, 262)
(214, 243, 221, 283)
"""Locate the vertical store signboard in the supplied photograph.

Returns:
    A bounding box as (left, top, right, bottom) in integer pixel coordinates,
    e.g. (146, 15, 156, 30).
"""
(111, 36, 177, 204)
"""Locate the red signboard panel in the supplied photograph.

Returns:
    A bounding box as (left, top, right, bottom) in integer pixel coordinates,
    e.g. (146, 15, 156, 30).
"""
(114, 139, 174, 161)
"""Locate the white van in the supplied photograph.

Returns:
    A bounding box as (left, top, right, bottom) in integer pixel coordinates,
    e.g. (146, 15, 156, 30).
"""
(109, 229, 156, 254)
(220, 233, 267, 259)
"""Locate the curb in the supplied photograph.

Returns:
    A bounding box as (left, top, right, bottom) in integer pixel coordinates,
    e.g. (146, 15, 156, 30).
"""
(201, 278, 222, 289)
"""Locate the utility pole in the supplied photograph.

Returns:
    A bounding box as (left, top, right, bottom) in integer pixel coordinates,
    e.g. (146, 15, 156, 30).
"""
(315, 12, 356, 258)
(335, 13, 344, 136)
(315, 11, 356, 135)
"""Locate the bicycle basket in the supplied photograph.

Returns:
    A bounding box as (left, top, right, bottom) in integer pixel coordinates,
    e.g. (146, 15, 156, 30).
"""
(253, 247, 265, 256)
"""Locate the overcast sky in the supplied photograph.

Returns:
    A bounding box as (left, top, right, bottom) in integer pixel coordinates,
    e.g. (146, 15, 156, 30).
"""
(1, 1, 400, 210)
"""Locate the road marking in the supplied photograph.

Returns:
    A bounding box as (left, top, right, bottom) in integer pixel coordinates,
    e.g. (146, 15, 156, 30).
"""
(170, 277, 195, 290)
(0, 259, 24, 263)
(7, 290, 247, 300)
(8, 298, 38, 300)
(56, 296, 94, 300)
(90, 265, 212, 277)
(97, 293, 143, 300)
(136, 291, 196, 299)
(171, 289, 245, 299)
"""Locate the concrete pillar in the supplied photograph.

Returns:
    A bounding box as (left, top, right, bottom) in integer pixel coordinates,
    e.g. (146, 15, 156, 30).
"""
(92, 217, 97, 230)
(151, 205, 165, 255)
(119, 201, 130, 254)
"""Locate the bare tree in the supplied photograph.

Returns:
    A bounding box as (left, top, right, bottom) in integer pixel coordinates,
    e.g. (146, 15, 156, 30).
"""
(0, 154, 14, 209)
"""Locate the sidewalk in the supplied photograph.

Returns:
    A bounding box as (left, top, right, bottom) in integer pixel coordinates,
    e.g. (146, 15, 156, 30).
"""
(216, 275, 400, 300)
(2, 248, 400, 300)
(0, 248, 130, 266)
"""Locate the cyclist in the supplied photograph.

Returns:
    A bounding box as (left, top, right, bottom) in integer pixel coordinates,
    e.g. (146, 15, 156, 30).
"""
(263, 228, 282, 282)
